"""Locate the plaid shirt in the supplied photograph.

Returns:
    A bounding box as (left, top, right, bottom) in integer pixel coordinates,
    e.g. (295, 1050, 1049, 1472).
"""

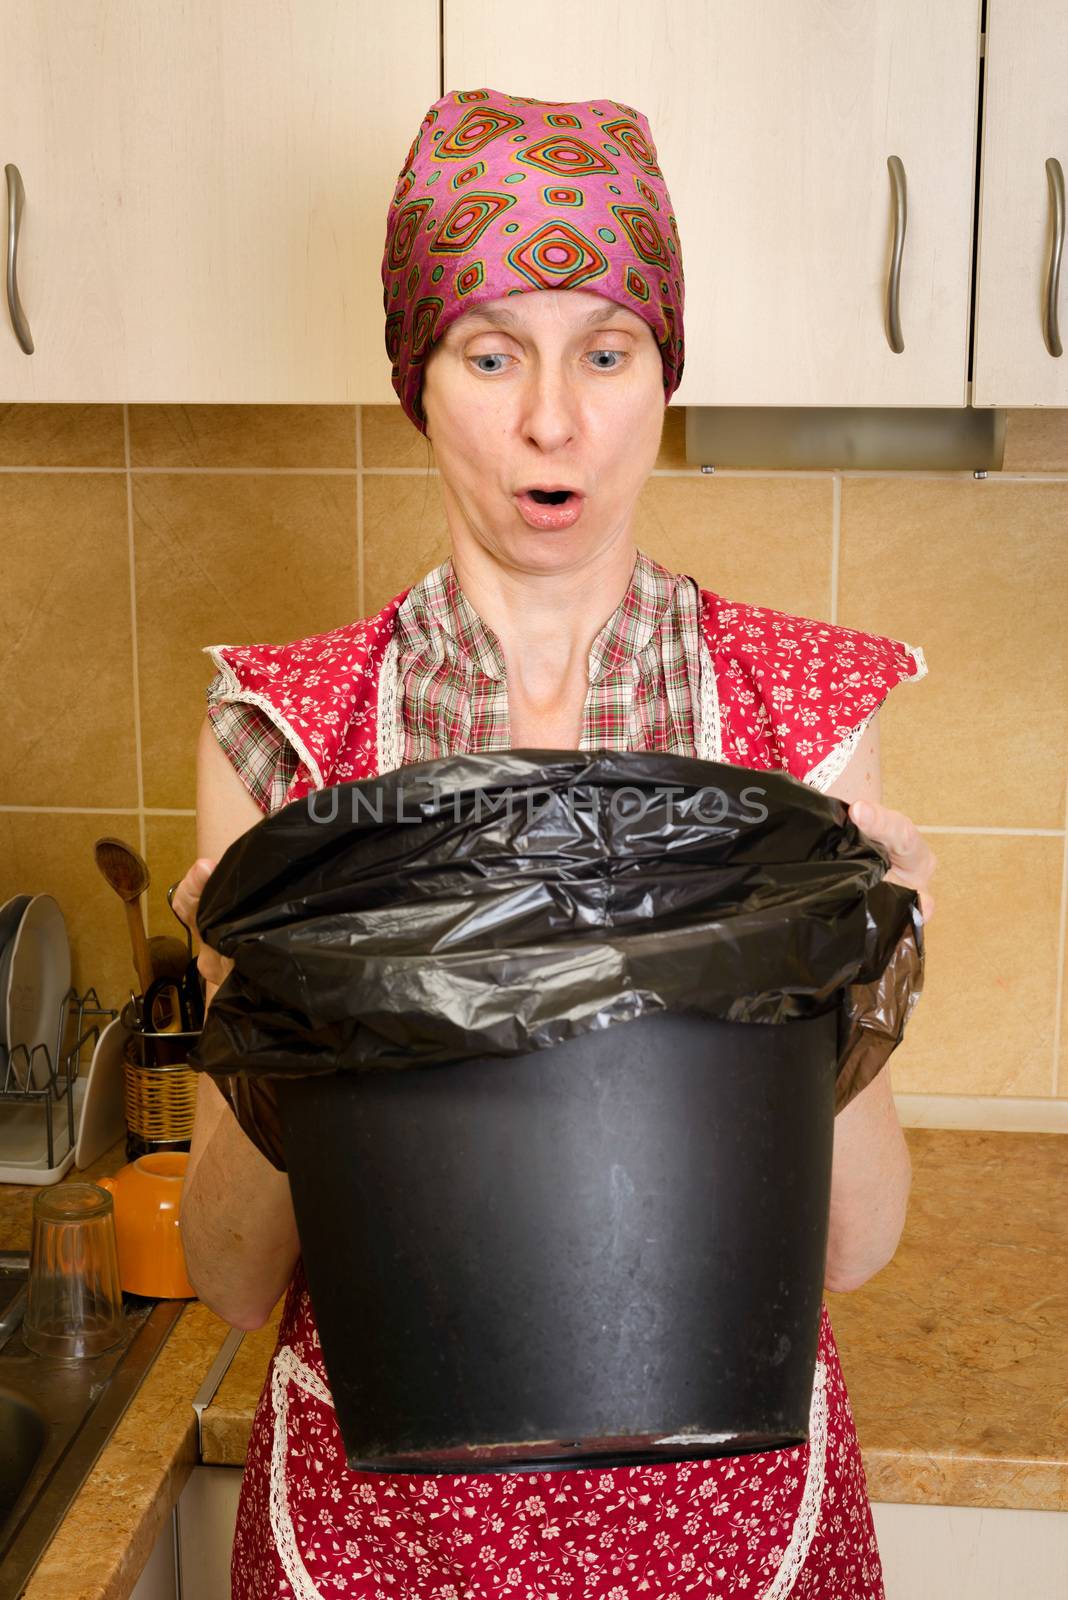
(206, 550, 702, 812)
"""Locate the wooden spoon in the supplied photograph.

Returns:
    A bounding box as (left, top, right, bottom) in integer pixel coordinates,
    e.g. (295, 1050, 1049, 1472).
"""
(94, 837, 154, 994)
(148, 934, 192, 983)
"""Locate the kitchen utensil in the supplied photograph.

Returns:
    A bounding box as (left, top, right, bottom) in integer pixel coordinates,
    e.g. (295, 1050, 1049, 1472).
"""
(147, 935, 192, 984)
(180, 957, 204, 1030)
(166, 882, 193, 958)
(93, 838, 153, 995)
(159, 885, 206, 1026)
(22, 1181, 126, 1358)
(95, 1152, 196, 1298)
(142, 976, 192, 1034)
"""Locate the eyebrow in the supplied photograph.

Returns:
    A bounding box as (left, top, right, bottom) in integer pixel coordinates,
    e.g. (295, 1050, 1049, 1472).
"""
(451, 302, 628, 335)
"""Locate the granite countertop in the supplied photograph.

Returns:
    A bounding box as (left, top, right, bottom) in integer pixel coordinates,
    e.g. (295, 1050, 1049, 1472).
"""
(0, 1139, 234, 1600)
(0, 1126, 1064, 1600)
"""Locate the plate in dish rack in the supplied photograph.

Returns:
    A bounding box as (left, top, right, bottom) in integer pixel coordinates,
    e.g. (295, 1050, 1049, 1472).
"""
(0, 895, 33, 1088)
(73, 1013, 130, 1171)
(5, 895, 71, 1091)
(0, 893, 99, 1183)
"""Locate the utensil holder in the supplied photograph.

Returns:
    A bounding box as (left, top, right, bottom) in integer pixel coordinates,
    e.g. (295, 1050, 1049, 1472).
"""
(119, 997, 199, 1154)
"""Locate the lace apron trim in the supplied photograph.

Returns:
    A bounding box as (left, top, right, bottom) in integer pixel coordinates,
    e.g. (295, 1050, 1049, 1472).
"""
(267, 1341, 830, 1600)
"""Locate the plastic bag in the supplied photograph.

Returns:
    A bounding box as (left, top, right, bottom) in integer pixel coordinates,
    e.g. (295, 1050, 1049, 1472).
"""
(188, 750, 924, 1169)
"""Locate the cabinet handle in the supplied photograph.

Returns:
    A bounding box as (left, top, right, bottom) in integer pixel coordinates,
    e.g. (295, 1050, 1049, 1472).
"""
(885, 155, 907, 354)
(1044, 157, 1064, 358)
(4, 163, 34, 354)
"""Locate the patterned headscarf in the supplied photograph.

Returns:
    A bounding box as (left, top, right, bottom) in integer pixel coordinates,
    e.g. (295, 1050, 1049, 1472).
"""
(381, 87, 685, 435)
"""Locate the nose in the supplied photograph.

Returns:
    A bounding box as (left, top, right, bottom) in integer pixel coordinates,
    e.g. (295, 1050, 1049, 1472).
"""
(515, 363, 582, 454)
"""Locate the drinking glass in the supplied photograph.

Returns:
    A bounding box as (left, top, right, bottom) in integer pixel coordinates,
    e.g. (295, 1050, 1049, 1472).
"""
(23, 1181, 126, 1359)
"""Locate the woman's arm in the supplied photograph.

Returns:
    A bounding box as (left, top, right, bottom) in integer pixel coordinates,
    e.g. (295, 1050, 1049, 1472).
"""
(178, 714, 301, 1330)
(821, 713, 913, 1294)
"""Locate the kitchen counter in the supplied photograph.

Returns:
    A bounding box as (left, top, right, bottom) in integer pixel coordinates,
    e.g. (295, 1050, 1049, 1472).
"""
(0, 1125, 1064, 1600)
(0, 1139, 234, 1600)
(199, 1128, 1068, 1514)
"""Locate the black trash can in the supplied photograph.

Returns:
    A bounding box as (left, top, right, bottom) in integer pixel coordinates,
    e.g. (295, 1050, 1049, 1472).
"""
(190, 750, 923, 1475)
(276, 1007, 837, 1473)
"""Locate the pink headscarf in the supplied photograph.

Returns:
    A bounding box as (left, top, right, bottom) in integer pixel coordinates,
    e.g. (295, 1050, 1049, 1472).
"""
(381, 87, 686, 434)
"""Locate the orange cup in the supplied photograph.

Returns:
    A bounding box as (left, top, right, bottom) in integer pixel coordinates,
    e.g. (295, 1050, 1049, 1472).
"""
(96, 1152, 197, 1299)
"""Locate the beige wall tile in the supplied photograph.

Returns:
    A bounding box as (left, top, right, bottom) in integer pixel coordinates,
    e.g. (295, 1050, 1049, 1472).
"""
(133, 473, 359, 811)
(634, 472, 835, 617)
(0, 811, 145, 1019)
(0, 404, 124, 467)
(1001, 409, 1068, 473)
(2, 473, 137, 809)
(361, 396, 687, 472)
(840, 479, 1068, 831)
(1059, 799, 1068, 1099)
(361, 405, 436, 470)
(655, 403, 688, 469)
(143, 814, 201, 944)
(362, 472, 451, 615)
(889, 832, 1061, 1099)
(129, 406, 356, 468)
(7, 399, 1066, 1109)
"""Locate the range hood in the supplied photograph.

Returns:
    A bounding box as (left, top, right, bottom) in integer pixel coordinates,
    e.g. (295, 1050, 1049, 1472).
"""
(684, 406, 1007, 473)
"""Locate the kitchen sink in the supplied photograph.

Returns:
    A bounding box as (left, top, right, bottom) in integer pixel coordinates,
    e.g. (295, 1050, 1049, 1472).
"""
(0, 1391, 47, 1529)
(0, 1250, 185, 1595)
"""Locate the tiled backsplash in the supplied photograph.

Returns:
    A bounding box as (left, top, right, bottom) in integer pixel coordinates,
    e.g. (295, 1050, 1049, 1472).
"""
(2, 403, 1066, 1125)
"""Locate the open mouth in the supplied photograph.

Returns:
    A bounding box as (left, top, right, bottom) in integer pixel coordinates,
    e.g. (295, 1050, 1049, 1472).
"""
(526, 489, 574, 505)
(514, 487, 585, 528)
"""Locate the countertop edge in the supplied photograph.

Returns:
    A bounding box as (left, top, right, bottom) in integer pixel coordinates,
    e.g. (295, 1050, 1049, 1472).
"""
(19, 1301, 232, 1600)
(199, 1407, 1068, 1515)
(864, 1450, 1068, 1513)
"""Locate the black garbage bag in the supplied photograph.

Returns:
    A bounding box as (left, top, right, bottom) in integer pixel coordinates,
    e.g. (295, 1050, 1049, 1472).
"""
(190, 749, 924, 1162)
(187, 750, 924, 1473)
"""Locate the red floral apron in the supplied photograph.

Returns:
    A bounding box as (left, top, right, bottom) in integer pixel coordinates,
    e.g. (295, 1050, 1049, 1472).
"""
(211, 580, 924, 1598)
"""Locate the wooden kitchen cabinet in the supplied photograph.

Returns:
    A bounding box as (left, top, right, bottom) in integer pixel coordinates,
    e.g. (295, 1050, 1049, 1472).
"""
(3, 0, 1066, 409)
(0, 2, 128, 399)
(445, 0, 982, 407)
(128, 1509, 178, 1600)
(972, 0, 1068, 405)
(871, 1500, 1068, 1598)
(119, 1472, 1068, 1598)
(142, 1476, 1068, 1598)
(0, 0, 438, 403)
(173, 1466, 242, 1600)
(116, 1466, 241, 1599)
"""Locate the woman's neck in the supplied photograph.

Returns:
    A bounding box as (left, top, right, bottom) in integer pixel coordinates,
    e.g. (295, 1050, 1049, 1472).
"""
(448, 540, 639, 705)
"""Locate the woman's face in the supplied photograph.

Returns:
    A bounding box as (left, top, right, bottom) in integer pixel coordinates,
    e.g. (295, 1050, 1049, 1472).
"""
(420, 289, 665, 574)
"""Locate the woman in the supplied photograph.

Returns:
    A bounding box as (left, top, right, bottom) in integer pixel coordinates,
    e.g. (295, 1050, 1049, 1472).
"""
(176, 88, 936, 1598)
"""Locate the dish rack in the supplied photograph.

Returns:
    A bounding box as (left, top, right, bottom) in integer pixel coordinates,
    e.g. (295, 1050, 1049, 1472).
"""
(0, 985, 118, 1182)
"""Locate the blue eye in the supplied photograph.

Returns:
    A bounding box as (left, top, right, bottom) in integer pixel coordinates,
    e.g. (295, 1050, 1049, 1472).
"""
(466, 347, 626, 374)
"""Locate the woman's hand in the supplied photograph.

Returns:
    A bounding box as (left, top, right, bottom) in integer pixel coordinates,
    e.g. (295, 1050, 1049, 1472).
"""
(170, 858, 235, 988)
(848, 801, 937, 925)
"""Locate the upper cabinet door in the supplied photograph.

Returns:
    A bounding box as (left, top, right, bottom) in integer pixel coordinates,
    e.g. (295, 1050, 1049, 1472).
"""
(0, 0, 439, 403)
(444, 0, 981, 407)
(972, 0, 1068, 407)
(0, 2, 128, 399)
